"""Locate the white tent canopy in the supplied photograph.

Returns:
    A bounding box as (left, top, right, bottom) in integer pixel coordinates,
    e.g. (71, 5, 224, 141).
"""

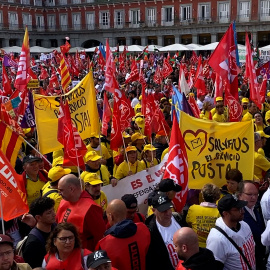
(159, 43, 190, 51)
(30, 46, 52, 53)
(2, 46, 22, 53)
(148, 45, 162, 52)
(185, 43, 203, 50)
(196, 42, 219, 51)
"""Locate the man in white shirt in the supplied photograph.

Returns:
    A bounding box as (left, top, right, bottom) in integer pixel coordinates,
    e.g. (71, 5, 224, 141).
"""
(146, 191, 185, 270)
(261, 179, 270, 224)
(206, 194, 256, 270)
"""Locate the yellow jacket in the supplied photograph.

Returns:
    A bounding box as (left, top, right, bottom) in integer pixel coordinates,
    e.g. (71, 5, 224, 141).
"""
(114, 160, 145, 180)
(94, 191, 108, 212)
(212, 113, 226, 122)
(242, 111, 253, 122)
(254, 151, 270, 180)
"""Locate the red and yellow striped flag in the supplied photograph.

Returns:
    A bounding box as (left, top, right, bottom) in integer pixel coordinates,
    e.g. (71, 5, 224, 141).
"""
(0, 122, 24, 167)
(60, 53, 71, 93)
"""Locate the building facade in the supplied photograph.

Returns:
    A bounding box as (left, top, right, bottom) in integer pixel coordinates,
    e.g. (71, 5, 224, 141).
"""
(0, 0, 269, 48)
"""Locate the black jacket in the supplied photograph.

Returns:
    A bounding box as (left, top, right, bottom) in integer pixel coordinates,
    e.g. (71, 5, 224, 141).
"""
(145, 213, 185, 270)
(181, 248, 220, 270)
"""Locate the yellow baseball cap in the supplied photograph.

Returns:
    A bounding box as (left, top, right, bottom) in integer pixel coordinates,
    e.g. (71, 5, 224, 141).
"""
(242, 98, 249, 104)
(143, 144, 157, 152)
(84, 173, 103, 185)
(267, 92, 270, 97)
(135, 117, 145, 128)
(85, 151, 102, 162)
(139, 95, 142, 101)
(257, 130, 270, 138)
(216, 97, 223, 102)
(131, 133, 146, 142)
(52, 156, 64, 167)
(266, 110, 270, 123)
(48, 166, 71, 183)
(125, 145, 137, 152)
(23, 128, 32, 135)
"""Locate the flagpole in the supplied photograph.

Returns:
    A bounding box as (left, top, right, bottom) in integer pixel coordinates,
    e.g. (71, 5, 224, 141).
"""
(121, 135, 131, 172)
(23, 138, 52, 166)
(160, 122, 170, 145)
(0, 193, 5, 234)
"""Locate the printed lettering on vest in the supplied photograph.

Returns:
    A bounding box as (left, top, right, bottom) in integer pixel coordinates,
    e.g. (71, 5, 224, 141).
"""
(128, 241, 141, 270)
(62, 208, 71, 222)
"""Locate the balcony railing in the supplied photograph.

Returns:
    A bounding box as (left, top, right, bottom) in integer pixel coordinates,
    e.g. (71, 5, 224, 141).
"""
(0, 14, 268, 33)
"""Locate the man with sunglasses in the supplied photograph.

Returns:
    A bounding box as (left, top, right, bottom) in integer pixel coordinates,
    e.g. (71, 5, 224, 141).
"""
(0, 234, 32, 270)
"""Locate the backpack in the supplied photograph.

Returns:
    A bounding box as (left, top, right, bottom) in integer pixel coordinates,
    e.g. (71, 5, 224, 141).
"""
(16, 227, 45, 257)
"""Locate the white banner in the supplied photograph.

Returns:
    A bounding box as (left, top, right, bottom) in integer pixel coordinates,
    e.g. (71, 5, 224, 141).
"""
(102, 155, 168, 215)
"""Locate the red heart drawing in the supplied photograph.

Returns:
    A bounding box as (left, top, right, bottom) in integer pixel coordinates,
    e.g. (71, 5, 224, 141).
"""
(183, 129, 208, 155)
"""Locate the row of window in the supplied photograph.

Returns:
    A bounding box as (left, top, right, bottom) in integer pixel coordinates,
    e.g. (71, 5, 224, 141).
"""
(7, 0, 93, 5)
(4, 0, 270, 31)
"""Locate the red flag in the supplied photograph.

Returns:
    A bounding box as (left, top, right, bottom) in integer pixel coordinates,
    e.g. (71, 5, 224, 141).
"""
(120, 94, 135, 131)
(60, 40, 71, 54)
(163, 113, 188, 212)
(0, 149, 28, 220)
(190, 51, 199, 66)
(188, 95, 200, 118)
(14, 27, 30, 91)
(162, 58, 173, 78)
(144, 94, 170, 138)
(259, 75, 267, 104)
(194, 58, 206, 97)
(28, 68, 38, 80)
(101, 93, 112, 136)
(139, 60, 147, 89)
(110, 78, 123, 151)
(208, 22, 239, 100)
(245, 33, 261, 110)
(48, 68, 60, 90)
(153, 66, 163, 85)
(256, 61, 270, 78)
(225, 84, 242, 122)
(104, 40, 115, 94)
(125, 60, 139, 84)
(57, 99, 87, 170)
(2, 63, 12, 96)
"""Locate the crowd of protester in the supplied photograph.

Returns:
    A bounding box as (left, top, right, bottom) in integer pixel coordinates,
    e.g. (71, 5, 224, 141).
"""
(1, 44, 270, 270)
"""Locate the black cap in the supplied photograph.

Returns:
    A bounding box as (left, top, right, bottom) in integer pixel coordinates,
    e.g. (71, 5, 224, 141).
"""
(149, 191, 173, 212)
(159, 179, 182, 192)
(87, 250, 111, 268)
(121, 194, 137, 209)
(218, 194, 247, 214)
(23, 155, 42, 165)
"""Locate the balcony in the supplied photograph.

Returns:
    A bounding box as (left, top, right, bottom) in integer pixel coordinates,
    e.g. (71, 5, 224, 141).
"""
(197, 17, 212, 24)
(260, 12, 270, 21)
(237, 13, 250, 22)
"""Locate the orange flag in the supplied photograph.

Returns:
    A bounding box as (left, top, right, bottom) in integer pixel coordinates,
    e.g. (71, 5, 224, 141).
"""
(0, 149, 28, 220)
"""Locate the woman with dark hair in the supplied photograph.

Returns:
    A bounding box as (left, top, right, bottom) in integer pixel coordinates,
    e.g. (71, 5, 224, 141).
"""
(42, 223, 91, 270)
(254, 111, 267, 132)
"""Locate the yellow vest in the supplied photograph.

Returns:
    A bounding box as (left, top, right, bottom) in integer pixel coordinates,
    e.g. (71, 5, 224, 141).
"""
(94, 191, 108, 212)
(41, 182, 62, 212)
(26, 178, 45, 206)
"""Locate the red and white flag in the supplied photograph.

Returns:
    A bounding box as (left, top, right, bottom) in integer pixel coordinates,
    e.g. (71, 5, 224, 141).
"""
(57, 99, 87, 170)
(162, 58, 173, 79)
(14, 27, 30, 92)
(214, 73, 223, 103)
(188, 95, 200, 118)
(104, 39, 115, 94)
(125, 60, 139, 84)
(163, 113, 188, 212)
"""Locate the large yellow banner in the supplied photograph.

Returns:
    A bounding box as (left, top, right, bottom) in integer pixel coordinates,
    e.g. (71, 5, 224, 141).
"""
(180, 112, 254, 189)
(34, 71, 99, 154)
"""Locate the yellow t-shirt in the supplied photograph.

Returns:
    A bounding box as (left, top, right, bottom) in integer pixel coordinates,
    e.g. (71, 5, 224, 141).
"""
(26, 177, 45, 206)
(140, 158, 159, 170)
(200, 110, 211, 120)
(94, 191, 108, 212)
(254, 151, 270, 180)
(114, 160, 145, 180)
(186, 204, 220, 248)
(41, 182, 62, 212)
(242, 108, 248, 117)
(212, 113, 226, 122)
(242, 111, 253, 122)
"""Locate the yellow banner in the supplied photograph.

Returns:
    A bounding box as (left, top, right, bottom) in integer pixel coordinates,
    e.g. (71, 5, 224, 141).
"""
(34, 71, 99, 154)
(180, 112, 254, 189)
